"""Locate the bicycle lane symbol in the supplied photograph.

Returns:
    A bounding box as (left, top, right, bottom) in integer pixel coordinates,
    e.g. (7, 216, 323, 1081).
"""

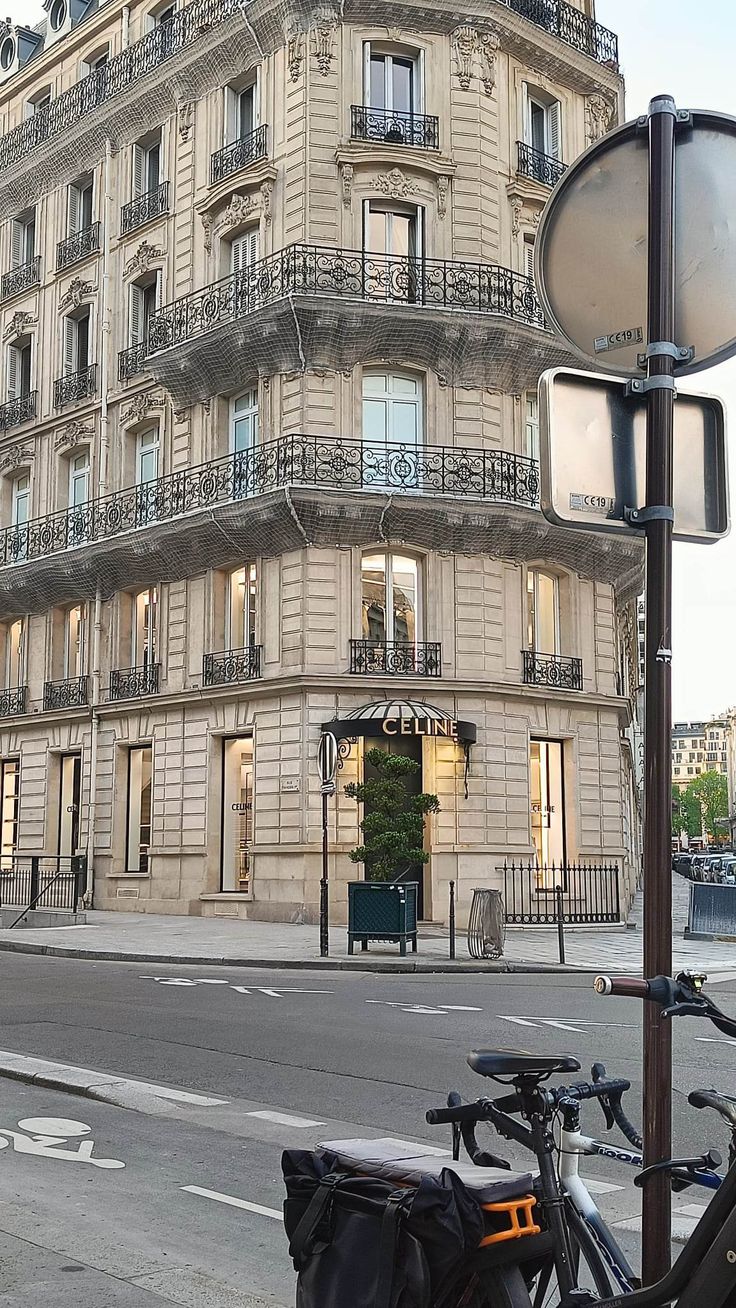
(0, 1117, 125, 1169)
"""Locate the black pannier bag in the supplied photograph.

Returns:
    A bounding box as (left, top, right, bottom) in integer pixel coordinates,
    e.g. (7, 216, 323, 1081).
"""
(282, 1148, 484, 1308)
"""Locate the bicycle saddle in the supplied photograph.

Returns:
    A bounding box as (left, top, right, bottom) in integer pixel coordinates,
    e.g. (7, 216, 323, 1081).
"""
(468, 1049, 581, 1079)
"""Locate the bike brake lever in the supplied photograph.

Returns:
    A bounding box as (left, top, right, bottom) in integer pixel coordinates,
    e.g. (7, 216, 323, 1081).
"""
(661, 1001, 710, 1020)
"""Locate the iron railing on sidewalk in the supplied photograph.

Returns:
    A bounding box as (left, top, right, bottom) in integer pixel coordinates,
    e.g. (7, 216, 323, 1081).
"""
(500, 860, 621, 924)
(0, 854, 86, 914)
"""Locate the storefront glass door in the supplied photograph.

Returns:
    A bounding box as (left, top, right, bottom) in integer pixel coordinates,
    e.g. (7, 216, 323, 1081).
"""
(222, 736, 253, 892)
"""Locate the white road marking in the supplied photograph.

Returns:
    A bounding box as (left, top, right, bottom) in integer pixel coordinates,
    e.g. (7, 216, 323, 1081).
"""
(0, 1117, 124, 1169)
(138, 1084, 229, 1106)
(247, 1110, 325, 1128)
(695, 1036, 736, 1048)
(142, 977, 333, 999)
(497, 1016, 637, 1032)
(365, 1000, 482, 1015)
(584, 1177, 624, 1195)
(182, 1185, 282, 1219)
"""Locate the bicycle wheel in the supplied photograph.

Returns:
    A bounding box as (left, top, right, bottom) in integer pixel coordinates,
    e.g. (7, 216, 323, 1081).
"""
(531, 1201, 617, 1307)
(437, 1264, 534, 1308)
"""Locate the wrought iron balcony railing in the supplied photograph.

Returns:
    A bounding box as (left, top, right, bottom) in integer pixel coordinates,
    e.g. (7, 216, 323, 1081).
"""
(118, 343, 147, 381)
(0, 0, 243, 174)
(522, 649, 583, 690)
(43, 675, 89, 711)
(0, 686, 27, 717)
(121, 182, 170, 236)
(516, 141, 567, 188)
(1, 256, 40, 301)
(203, 645, 262, 686)
(503, 0, 618, 66)
(56, 223, 101, 272)
(350, 106, 439, 150)
(0, 436, 540, 570)
(109, 662, 160, 701)
(147, 244, 545, 353)
(211, 124, 268, 184)
(53, 364, 97, 409)
(350, 639, 442, 677)
(0, 392, 36, 431)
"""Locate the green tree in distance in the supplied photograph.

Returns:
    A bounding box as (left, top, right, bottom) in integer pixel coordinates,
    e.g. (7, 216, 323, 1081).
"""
(689, 769, 729, 840)
(345, 748, 440, 882)
(671, 783, 702, 840)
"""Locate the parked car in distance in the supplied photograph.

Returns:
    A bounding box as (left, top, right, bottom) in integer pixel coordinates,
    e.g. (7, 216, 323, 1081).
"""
(690, 855, 708, 882)
(719, 858, 736, 885)
(673, 853, 694, 878)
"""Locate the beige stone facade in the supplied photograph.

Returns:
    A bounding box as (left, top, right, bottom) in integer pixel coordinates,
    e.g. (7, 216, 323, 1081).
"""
(0, 0, 641, 924)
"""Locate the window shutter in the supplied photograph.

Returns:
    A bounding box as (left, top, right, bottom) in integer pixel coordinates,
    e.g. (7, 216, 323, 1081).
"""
(246, 227, 259, 267)
(63, 317, 76, 375)
(129, 283, 144, 345)
(547, 100, 561, 160)
(133, 144, 145, 198)
(11, 221, 23, 269)
(6, 346, 18, 399)
(68, 183, 80, 235)
(225, 86, 237, 144)
(524, 239, 535, 281)
(522, 83, 530, 145)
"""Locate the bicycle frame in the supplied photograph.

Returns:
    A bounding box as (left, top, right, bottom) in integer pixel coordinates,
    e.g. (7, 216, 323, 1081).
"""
(557, 1121, 639, 1294)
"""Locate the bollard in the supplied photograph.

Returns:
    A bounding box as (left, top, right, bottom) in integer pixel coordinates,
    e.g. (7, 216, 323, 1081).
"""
(555, 884, 566, 965)
(29, 856, 39, 911)
(449, 880, 456, 960)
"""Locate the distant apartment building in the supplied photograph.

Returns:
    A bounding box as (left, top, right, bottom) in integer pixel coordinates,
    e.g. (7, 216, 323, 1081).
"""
(672, 719, 728, 790)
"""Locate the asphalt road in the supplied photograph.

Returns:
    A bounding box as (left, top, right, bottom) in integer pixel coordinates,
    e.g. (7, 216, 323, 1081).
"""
(0, 953, 734, 1304)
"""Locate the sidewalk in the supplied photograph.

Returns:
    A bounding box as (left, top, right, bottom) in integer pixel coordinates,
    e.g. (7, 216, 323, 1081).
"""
(0, 874, 732, 974)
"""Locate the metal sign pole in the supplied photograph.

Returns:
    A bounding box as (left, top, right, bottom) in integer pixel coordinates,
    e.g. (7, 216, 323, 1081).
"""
(641, 93, 677, 1284)
(320, 786, 330, 958)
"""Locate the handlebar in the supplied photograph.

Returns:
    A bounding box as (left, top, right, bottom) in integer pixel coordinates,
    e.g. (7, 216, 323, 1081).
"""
(594, 976, 650, 998)
(426, 1099, 493, 1126)
(594, 970, 736, 1040)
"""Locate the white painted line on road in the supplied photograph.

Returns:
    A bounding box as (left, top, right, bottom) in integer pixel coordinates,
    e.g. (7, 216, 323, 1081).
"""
(139, 1084, 229, 1107)
(182, 1185, 282, 1220)
(695, 1036, 736, 1048)
(584, 1177, 624, 1195)
(497, 1016, 637, 1032)
(247, 1110, 325, 1128)
(365, 1000, 482, 1016)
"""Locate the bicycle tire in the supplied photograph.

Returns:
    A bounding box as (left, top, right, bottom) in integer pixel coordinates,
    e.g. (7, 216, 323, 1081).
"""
(436, 1264, 535, 1308)
(531, 1201, 617, 1307)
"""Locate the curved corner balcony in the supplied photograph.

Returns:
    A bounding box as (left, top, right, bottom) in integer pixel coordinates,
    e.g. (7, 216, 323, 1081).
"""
(145, 244, 577, 404)
(0, 433, 644, 624)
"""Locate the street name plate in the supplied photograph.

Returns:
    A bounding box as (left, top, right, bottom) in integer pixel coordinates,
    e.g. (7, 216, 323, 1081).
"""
(539, 368, 729, 542)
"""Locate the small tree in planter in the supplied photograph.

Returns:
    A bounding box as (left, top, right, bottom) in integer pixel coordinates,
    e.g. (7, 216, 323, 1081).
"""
(344, 748, 440, 954)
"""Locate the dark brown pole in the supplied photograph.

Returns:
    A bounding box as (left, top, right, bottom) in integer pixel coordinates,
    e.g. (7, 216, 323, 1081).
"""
(641, 93, 677, 1285)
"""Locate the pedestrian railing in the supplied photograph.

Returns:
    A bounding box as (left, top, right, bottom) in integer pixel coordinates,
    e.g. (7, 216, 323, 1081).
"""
(0, 854, 86, 921)
(500, 860, 621, 924)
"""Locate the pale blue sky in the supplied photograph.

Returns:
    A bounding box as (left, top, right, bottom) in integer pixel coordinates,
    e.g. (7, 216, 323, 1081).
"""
(6, 0, 735, 718)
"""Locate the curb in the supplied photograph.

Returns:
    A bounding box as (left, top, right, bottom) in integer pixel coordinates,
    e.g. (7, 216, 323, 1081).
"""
(0, 937, 593, 974)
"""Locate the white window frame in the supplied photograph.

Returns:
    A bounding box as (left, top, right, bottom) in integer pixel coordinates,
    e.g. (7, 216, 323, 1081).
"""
(69, 449, 90, 508)
(133, 587, 158, 667)
(136, 426, 159, 485)
(363, 201, 423, 260)
(226, 563, 258, 650)
(63, 310, 91, 377)
(64, 604, 87, 679)
(362, 371, 423, 450)
(7, 339, 31, 399)
(132, 135, 162, 199)
(523, 86, 562, 160)
(67, 175, 94, 235)
(129, 277, 159, 348)
(525, 392, 539, 462)
(5, 620, 24, 689)
(225, 75, 259, 144)
(360, 549, 422, 646)
(11, 474, 30, 529)
(230, 389, 258, 454)
(526, 568, 560, 656)
(11, 210, 35, 268)
(362, 43, 423, 113)
(126, 744, 153, 874)
(230, 228, 259, 274)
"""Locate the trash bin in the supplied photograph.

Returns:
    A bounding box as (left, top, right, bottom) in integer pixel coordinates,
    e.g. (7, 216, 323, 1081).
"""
(467, 887, 505, 959)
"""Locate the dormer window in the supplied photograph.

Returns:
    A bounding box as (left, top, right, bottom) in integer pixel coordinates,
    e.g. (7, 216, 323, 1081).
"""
(49, 0, 67, 31)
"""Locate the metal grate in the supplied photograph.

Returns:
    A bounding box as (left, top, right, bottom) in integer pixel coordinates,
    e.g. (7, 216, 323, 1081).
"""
(147, 244, 545, 352)
(0, 393, 36, 431)
(121, 182, 169, 235)
(43, 676, 89, 711)
(0, 686, 26, 717)
(202, 645, 262, 685)
(210, 124, 268, 184)
(1, 256, 41, 301)
(504, 0, 618, 66)
(53, 364, 97, 409)
(118, 343, 147, 381)
(349, 639, 442, 676)
(350, 106, 439, 150)
(109, 663, 160, 700)
(501, 861, 621, 924)
(522, 650, 583, 690)
(516, 141, 567, 187)
(56, 223, 101, 272)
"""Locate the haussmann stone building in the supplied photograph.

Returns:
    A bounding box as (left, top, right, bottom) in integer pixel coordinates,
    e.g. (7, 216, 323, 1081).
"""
(0, 0, 642, 926)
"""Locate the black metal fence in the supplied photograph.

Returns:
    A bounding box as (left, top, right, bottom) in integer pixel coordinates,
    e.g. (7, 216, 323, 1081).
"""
(54, 364, 97, 409)
(121, 181, 170, 235)
(501, 860, 621, 924)
(0, 392, 36, 432)
(56, 223, 101, 272)
(203, 645, 262, 685)
(349, 639, 442, 677)
(522, 650, 583, 690)
(504, 0, 618, 66)
(1, 256, 41, 301)
(517, 141, 567, 187)
(147, 244, 545, 352)
(211, 124, 268, 183)
(119, 343, 147, 381)
(43, 676, 89, 711)
(0, 854, 86, 912)
(351, 106, 439, 150)
(109, 662, 161, 700)
(0, 436, 540, 570)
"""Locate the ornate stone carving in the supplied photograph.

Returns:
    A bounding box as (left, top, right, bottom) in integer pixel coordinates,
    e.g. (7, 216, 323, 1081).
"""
(287, 29, 304, 82)
(177, 100, 195, 142)
(0, 19, 12, 41)
(586, 93, 615, 143)
(201, 212, 213, 255)
(452, 26, 476, 91)
(173, 408, 189, 423)
(0, 444, 34, 472)
(124, 241, 164, 279)
(436, 174, 449, 220)
(260, 180, 273, 225)
(59, 277, 95, 311)
(531, 208, 541, 229)
(311, 7, 337, 77)
(477, 30, 500, 95)
(216, 192, 258, 237)
(120, 392, 165, 426)
(341, 162, 353, 209)
(3, 310, 36, 342)
(54, 419, 94, 452)
(375, 168, 416, 200)
(510, 195, 524, 238)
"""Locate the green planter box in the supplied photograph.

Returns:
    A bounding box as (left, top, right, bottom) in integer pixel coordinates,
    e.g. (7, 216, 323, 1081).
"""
(347, 880, 418, 956)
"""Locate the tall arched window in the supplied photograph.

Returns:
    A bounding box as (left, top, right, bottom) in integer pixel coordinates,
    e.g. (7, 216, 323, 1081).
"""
(361, 551, 420, 646)
(362, 373, 422, 489)
(526, 568, 559, 654)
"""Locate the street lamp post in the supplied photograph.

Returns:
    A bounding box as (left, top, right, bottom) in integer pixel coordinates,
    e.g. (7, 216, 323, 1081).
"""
(316, 732, 338, 957)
